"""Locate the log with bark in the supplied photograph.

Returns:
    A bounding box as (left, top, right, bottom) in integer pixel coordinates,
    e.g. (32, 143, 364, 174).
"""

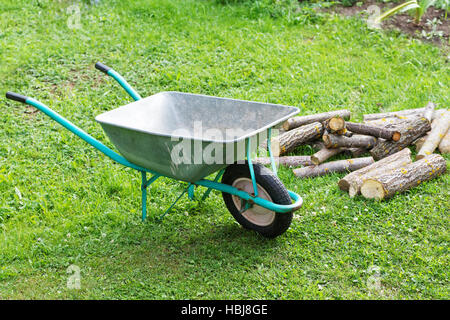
(336, 128, 353, 137)
(364, 117, 405, 127)
(311, 146, 345, 165)
(312, 144, 367, 161)
(312, 141, 326, 150)
(258, 128, 286, 150)
(364, 107, 446, 122)
(432, 109, 449, 120)
(363, 108, 426, 122)
(282, 110, 351, 131)
(323, 132, 377, 149)
(370, 115, 431, 160)
(345, 122, 401, 141)
(324, 116, 346, 133)
(360, 154, 447, 200)
(416, 111, 450, 159)
(411, 115, 443, 150)
(413, 114, 448, 152)
(422, 102, 436, 122)
(272, 122, 323, 156)
(345, 147, 368, 158)
(438, 131, 450, 154)
(254, 156, 312, 168)
(413, 134, 428, 151)
(338, 148, 412, 197)
(293, 157, 374, 178)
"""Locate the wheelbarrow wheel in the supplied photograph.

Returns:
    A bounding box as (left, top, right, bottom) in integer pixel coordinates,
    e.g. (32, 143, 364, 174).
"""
(221, 162, 293, 238)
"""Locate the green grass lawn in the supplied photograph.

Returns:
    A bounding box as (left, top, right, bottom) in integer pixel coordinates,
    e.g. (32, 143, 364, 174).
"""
(0, 0, 449, 299)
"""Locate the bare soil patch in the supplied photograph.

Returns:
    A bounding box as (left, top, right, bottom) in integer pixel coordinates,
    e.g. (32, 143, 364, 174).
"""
(328, 0, 449, 46)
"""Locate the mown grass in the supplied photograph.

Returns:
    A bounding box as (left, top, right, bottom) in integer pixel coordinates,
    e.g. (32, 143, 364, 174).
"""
(0, 0, 449, 299)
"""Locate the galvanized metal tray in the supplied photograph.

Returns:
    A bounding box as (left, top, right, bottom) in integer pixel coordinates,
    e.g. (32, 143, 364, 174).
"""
(95, 91, 298, 182)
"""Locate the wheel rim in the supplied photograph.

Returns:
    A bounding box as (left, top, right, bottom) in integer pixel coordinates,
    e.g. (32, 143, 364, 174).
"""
(231, 178, 275, 227)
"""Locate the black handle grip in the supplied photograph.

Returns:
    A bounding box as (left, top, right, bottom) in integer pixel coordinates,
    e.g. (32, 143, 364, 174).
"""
(95, 62, 111, 74)
(6, 91, 28, 103)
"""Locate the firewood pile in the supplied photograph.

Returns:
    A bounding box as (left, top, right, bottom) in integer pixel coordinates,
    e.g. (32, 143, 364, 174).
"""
(256, 103, 449, 200)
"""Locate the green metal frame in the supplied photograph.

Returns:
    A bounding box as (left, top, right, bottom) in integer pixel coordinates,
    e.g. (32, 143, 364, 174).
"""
(6, 63, 302, 222)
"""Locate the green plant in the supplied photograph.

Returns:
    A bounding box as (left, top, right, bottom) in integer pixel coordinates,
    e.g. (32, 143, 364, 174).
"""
(375, 0, 437, 24)
(421, 18, 444, 39)
(435, 0, 449, 18)
(414, 0, 437, 23)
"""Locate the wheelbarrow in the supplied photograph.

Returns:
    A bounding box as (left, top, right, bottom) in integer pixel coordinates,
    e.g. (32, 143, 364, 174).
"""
(6, 62, 302, 238)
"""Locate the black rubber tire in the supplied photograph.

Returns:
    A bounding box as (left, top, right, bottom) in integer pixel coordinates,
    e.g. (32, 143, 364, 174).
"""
(221, 162, 293, 238)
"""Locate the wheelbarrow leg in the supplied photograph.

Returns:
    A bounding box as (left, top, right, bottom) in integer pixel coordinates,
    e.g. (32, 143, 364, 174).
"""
(187, 184, 195, 200)
(158, 184, 191, 221)
(141, 172, 148, 221)
(200, 169, 225, 201)
(140, 171, 161, 221)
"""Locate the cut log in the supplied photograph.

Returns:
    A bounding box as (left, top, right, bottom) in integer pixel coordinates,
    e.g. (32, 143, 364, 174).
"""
(432, 109, 449, 120)
(345, 147, 368, 158)
(312, 141, 326, 150)
(438, 131, 450, 154)
(365, 117, 406, 127)
(282, 110, 351, 131)
(360, 154, 447, 200)
(416, 111, 450, 159)
(413, 134, 428, 151)
(364, 108, 446, 122)
(363, 108, 426, 122)
(254, 156, 312, 168)
(338, 148, 412, 197)
(323, 133, 377, 149)
(336, 128, 353, 137)
(345, 122, 401, 141)
(258, 128, 286, 150)
(293, 157, 374, 178)
(272, 122, 323, 156)
(422, 102, 436, 122)
(311, 147, 345, 165)
(324, 116, 346, 133)
(339, 148, 411, 192)
(370, 116, 431, 160)
(412, 116, 443, 150)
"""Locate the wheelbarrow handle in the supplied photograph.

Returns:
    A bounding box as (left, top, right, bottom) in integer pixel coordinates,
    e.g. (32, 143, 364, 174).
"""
(5, 92, 152, 174)
(95, 62, 111, 74)
(94, 61, 142, 101)
(6, 91, 28, 103)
